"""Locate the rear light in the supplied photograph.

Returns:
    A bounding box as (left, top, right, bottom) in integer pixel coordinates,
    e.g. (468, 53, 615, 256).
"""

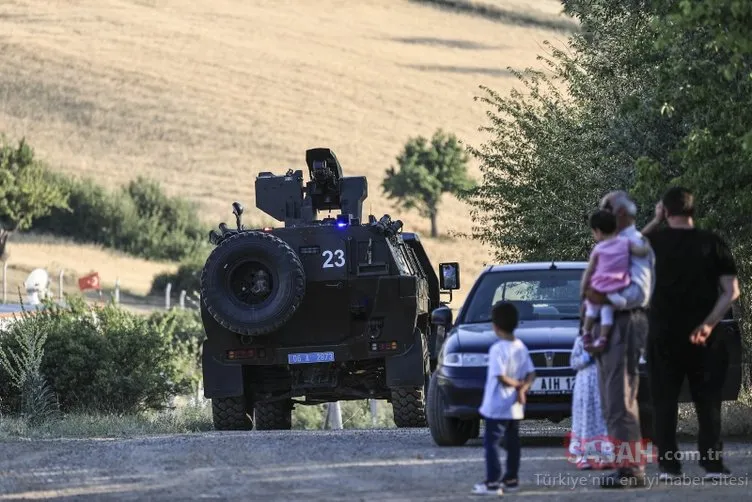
(227, 348, 266, 360)
(263, 227, 273, 232)
(370, 341, 399, 352)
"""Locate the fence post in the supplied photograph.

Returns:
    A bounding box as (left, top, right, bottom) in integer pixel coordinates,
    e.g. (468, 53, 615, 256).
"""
(179, 290, 186, 309)
(2, 261, 7, 304)
(165, 283, 172, 309)
(58, 269, 64, 300)
(370, 399, 378, 427)
(114, 277, 120, 304)
(326, 401, 343, 430)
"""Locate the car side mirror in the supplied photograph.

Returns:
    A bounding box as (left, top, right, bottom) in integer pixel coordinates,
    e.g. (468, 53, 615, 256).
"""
(431, 305, 453, 326)
(439, 262, 460, 290)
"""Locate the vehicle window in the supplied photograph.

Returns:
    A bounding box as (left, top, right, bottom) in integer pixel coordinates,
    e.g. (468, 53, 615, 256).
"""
(463, 269, 583, 323)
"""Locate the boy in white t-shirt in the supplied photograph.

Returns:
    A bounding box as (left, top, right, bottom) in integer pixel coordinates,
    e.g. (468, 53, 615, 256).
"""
(472, 301, 537, 496)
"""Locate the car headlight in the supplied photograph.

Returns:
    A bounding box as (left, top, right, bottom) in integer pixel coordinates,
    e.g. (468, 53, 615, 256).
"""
(443, 352, 489, 367)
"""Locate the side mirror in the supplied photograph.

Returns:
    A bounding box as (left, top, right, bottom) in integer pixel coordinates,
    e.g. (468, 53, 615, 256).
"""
(431, 305, 453, 326)
(439, 262, 460, 290)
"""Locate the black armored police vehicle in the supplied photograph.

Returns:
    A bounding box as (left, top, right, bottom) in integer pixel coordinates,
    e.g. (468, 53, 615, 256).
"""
(199, 148, 461, 431)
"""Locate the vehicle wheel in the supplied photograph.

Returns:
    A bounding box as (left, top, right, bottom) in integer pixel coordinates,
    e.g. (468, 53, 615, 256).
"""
(426, 372, 474, 446)
(212, 396, 254, 430)
(470, 419, 480, 439)
(254, 399, 293, 430)
(200, 231, 305, 337)
(639, 408, 653, 441)
(391, 330, 429, 428)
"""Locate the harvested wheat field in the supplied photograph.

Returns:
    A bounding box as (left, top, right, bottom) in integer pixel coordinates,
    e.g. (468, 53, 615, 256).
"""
(0, 0, 574, 306)
(3, 234, 176, 301)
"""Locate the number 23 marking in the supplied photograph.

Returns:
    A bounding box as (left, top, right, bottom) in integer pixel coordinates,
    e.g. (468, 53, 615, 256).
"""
(322, 249, 345, 268)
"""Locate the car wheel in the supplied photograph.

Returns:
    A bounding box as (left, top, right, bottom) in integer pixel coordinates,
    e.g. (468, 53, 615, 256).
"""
(639, 408, 653, 442)
(426, 372, 473, 446)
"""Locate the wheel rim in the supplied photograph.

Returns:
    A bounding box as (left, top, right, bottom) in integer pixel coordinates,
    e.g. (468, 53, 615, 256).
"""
(227, 260, 274, 305)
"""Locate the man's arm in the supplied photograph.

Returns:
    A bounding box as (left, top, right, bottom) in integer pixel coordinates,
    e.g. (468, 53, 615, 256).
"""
(641, 201, 665, 236)
(702, 275, 740, 328)
(691, 234, 740, 344)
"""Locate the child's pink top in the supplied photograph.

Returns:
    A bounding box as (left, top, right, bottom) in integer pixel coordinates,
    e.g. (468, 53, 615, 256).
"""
(590, 237, 631, 293)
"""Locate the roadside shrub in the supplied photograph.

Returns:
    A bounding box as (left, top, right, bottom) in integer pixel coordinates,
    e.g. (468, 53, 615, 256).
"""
(147, 308, 206, 394)
(149, 253, 204, 295)
(0, 302, 59, 425)
(31, 175, 210, 262)
(0, 297, 194, 415)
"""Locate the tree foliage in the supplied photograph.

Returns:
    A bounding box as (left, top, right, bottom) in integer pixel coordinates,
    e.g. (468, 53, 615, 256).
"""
(0, 136, 69, 260)
(381, 129, 474, 237)
(31, 173, 211, 262)
(462, 0, 752, 362)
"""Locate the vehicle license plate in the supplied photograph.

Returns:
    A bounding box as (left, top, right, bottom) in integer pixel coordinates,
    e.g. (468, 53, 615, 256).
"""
(529, 376, 575, 394)
(287, 351, 335, 364)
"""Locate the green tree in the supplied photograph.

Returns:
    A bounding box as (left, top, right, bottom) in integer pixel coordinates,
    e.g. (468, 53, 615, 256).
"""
(461, 0, 752, 371)
(461, 1, 665, 261)
(630, 0, 752, 353)
(381, 130, 474, 238)
(0, 136, 69, 260)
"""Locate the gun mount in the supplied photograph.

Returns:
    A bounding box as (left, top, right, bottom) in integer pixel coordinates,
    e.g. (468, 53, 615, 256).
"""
(255, 148, 368, 226)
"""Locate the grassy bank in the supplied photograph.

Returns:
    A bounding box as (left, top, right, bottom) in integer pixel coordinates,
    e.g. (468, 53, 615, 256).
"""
(3, 398, 752, 441)
(0, 399, 397, 440)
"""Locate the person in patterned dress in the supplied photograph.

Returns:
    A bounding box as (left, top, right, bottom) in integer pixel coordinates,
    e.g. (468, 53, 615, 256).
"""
(568, 333, 614, 470)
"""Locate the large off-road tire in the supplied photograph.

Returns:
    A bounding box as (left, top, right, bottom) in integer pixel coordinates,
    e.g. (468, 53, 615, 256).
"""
(391, 330, 430, 428)
(212, 396, 254, 430)
(426, 372, 474, 446)
(254, 399, 293, 430)
(200, 231, 305, 336)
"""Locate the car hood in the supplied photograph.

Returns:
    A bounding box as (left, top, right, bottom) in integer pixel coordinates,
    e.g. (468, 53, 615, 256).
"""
(453, 321, 578, 352)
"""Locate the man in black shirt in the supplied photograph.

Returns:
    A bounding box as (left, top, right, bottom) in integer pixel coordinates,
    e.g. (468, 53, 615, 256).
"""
(641, 186, 740, 481)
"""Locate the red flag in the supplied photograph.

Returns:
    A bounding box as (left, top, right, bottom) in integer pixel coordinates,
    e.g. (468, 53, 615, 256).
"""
(78, 272, 101, 291)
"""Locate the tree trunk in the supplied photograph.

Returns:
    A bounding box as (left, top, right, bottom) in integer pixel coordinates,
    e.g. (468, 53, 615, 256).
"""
(430, 210, 438, 238)
(0, 228, 11, 262)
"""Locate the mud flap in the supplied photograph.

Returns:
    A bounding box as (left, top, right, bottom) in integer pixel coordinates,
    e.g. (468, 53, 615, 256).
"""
(385, 330, 426, 388)
(202, 339, 244, 399)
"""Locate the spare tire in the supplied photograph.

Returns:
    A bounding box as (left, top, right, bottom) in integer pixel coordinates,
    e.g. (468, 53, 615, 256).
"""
(200, 231, 305, 336)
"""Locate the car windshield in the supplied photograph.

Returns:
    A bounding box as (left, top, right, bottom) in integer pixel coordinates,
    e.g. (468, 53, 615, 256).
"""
(461, 268, 584, 323)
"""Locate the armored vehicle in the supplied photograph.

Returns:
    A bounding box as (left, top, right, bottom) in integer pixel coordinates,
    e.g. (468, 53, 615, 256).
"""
(199, 148, 461, 430)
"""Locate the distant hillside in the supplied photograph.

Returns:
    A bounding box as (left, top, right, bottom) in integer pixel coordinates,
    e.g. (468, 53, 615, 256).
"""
(0, 0, 572, 306)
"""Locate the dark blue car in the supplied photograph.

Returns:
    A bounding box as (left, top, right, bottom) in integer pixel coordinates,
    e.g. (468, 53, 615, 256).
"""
(426, 261, 743, 447)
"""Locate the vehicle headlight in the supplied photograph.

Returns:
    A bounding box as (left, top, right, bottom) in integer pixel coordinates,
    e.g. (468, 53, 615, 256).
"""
(443, 352, 489, 367)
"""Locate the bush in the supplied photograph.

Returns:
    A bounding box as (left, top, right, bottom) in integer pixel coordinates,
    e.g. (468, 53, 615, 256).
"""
(149, 253, 204, 295)
(0, 297, 194, 416)
(147, 308, 206, 394)
(30, 174, 211, 262)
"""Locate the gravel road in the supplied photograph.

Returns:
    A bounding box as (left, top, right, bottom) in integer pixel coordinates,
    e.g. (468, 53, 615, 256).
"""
(1, 427, 751, 501)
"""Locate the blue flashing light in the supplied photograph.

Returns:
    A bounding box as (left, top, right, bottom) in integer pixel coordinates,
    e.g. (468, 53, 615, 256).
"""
(335, 214, 349, 228)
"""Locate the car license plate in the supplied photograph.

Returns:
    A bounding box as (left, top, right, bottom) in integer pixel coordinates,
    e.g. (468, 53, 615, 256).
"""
(287, 351, 335, 364)
(529, 376, 575, 394)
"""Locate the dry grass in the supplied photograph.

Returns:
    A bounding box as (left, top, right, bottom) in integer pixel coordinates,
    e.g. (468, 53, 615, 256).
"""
(2, 233, 177, 299)
(0, 0, 572, 307)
